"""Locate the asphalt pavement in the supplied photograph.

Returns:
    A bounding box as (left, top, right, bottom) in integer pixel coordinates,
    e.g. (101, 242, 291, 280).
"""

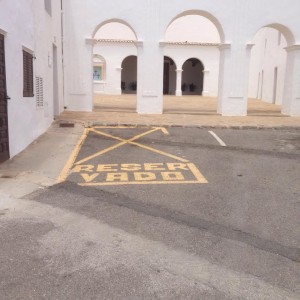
(0, 125, 300, 299)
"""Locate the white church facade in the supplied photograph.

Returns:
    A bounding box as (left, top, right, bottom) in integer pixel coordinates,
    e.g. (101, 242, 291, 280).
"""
(64, 0, 300, 117)
(0, 0, 299, 160)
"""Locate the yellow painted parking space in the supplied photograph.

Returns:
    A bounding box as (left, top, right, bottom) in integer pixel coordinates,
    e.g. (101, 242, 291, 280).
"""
(58, 126, 208, 186)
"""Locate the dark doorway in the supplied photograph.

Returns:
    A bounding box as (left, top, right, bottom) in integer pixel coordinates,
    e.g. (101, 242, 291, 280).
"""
(121, 56, 137, 94)
(182, 58, 204, 95)
(163, 62, 169, 94)
(0, 34, 9, 163)
(163, 56, 176, 95)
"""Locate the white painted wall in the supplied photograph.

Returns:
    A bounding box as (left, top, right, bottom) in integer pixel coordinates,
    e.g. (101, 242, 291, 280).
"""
(93, 16, 220, 99)
(0, 0, 64, 158)
(93, 43, 137, 95)
(165, 15, 220, 43)
(248, 28, 287, 105)
(95, 23, 136, 40)
(63, 0, 300, 116)
(164, 45, 220, 97)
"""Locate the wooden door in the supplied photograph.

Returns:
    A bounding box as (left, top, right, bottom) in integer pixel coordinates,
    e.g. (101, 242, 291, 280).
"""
(0, 34, 9, 162)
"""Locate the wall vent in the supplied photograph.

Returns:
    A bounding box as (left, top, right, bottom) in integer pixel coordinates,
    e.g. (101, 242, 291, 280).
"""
(35, 76, 44, 108)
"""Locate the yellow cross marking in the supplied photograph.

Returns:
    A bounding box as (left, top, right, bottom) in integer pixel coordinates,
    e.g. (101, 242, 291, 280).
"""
(57, 126, 208, 185)
(75, 127, 187, 165)
(57, 128, 89, 183)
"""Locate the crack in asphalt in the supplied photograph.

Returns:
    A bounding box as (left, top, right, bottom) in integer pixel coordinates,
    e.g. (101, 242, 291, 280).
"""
(28, 182, 300, 264)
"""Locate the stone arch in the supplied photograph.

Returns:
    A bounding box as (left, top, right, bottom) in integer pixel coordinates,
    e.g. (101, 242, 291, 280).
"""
(251, 23, 295, 47)
(182, 58, 205, 95)
(166, 10, 225, 43)
(92, 18, 138, 40)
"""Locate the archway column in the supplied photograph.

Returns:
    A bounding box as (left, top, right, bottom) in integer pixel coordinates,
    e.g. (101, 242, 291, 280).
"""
(115, 67, 122, 95)
(175, 69, 183, 96)
(202, 70, 210, 96)
(282, 45, 300, 116)
(66, 38, 95, 111)
(217, 43, 253, 116)
(136, 41, 163, 114)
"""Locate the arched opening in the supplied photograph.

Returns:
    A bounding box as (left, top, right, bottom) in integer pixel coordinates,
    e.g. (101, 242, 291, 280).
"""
(248, 25, 290, 115)
(182, 58, 204, 95)
(163, 12, 221, 114)
(121, 55, 137, 94)
(92, 20, 137, 112)
(92, 19, 137, 40)
(166, 10, 224, 43)
(93, 54, 106, 95)
(163, 56, 176, 95)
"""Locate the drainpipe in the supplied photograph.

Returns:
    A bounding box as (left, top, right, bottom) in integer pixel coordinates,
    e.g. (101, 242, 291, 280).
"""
(61, 0, 67, 110)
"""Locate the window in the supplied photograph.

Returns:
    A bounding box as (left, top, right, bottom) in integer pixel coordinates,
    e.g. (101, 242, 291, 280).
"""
(23, 50, 34, 97)
(35, 76, 44, 108)
(93, 66, 103, 81)
(44, 0, 52, 16)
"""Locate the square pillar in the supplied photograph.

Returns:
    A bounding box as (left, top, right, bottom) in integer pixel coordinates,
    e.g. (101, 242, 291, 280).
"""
(217, 43, 253, 116)
(136, 41, 163, 114)
(66, 38, 94, 111)
(202, 70, 210, 96)
(115, 67, 122, 95)
(175, 69, 183, 96)
(282, 45, 300, 116)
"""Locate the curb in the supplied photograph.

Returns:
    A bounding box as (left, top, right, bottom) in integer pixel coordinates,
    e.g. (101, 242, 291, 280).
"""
(57, 119, 300, 130)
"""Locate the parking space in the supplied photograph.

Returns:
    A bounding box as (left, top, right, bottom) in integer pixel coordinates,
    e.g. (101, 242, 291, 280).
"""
(59, 126, 300, 188)
(60, 126, 209, 186)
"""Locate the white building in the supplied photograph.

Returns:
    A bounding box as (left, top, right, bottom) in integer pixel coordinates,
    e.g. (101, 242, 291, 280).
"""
(63, 0, 300, 116)
(249, 28, 287, 105)
(92, 16, 221, 97)
(0, 0, 299, 161)
(0, 0, 64, 161)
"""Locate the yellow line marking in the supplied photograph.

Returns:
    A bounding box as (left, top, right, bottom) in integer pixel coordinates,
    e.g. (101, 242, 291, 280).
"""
(157, 127, 169, 135)
(60, 127, 205, 185)
(79, 180, 207, 186)
(57, 128, 89, 183)
(89, 128, 188, 163)
(93, 126, 138, 129)
(93, 126, 169, 135)
(129, 141, 189, 163)
(188, 163, 208, 183)
(75, 127, 160, 165)
(90, 128, 127, 142)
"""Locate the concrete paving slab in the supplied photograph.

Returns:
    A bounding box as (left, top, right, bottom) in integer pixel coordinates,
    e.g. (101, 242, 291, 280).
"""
(58, 95, 300, 129)
(0, 123, 84, 198)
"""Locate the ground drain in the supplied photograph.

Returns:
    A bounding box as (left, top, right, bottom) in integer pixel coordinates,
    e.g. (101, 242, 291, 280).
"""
(59, 122, 75, 128)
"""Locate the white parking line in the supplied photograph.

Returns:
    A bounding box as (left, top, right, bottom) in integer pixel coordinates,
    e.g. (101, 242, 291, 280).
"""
(208, 131, 227, 147)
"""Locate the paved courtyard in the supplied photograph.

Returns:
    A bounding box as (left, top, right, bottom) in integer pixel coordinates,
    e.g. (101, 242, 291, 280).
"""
(58, 95, 300, 128)
(0, 124, 299, 299)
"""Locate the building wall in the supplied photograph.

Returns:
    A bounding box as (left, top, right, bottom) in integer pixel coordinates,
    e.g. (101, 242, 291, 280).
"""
(0, 0, 64, 158)
(63, 0, 300, 116)
(248, 28, 287, 104)
(93, 43, 137, 95)
(93, 15, 220, 98)
(164, 46, 220, 97)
